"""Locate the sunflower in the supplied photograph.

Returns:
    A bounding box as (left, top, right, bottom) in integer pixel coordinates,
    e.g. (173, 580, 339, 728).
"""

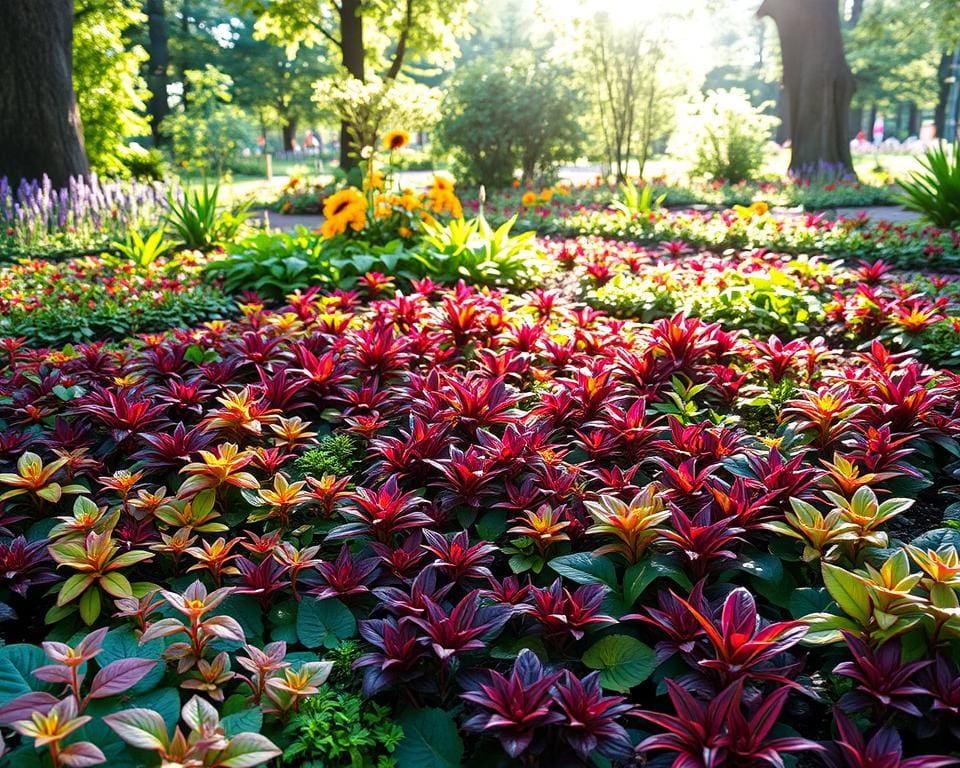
(383, 129, 410, 151)
(320, 187, 367, 239)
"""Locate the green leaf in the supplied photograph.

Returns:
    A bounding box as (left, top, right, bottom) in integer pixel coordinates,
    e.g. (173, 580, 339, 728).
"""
(582, 635, 656, 693)
(216, 732, 281, 767)
(821, 563, 870, 624)
(0, 645, 50, 705)
(296, 598, 356, 649)
(100, 628, 165, 694)
(78, 587, 101, 625)
(548, 552, 617, 587)
(221, 708, 263, 738)
(395, 708, 463, 768)
(736, 551, 783, 582)
(788, 588, 833, 620)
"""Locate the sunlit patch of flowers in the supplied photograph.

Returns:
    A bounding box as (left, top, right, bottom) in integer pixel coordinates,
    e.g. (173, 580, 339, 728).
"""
(0, 251, 233, 346)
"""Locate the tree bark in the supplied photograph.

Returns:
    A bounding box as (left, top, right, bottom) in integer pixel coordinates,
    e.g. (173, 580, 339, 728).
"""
(0, 0, 89, 185)
(338, 0, 364, 170)
(935, 51, 953, 138)
(282, 117, 299, 152)
(758, 0, 857, 180)
(145, 0, 170, 147)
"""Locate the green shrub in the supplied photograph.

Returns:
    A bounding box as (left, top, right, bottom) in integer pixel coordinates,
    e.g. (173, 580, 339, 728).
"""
(295, 435, 358, 479)
(897, 141, 960, 228)
(439, 54, 585, 186)
(167, 180, 251, 251)
(420, 211, 548, 288)
(671, 88, 779, 183)
(282, 687, 403, 768)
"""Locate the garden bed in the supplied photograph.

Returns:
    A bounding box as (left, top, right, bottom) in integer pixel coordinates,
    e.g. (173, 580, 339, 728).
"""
(0, 179, 959, 768)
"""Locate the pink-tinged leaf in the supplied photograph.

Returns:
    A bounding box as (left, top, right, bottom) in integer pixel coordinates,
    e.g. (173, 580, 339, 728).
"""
(31, 663, 75, 685)
(88, 658, 158, 699)
(0, 692, 58, 726)
(202, 615, 246, 643)
(215, 732, 282, 768)
(139, 617, 186, 643)
(181, 695, 219, 732)
(58, 741, 106, 767)
(103, 708, 169, 751)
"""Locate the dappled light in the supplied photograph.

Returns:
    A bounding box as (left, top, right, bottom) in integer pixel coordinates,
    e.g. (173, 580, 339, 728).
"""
(0, 1, 959, 767)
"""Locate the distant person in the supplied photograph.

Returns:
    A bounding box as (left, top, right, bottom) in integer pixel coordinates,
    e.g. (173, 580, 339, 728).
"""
(872, 113, 884, 146)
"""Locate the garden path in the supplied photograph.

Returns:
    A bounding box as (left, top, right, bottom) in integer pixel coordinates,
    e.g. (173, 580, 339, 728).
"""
(251, 205, 922, 233)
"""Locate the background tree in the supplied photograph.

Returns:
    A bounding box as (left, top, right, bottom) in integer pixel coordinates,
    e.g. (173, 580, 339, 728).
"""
(144, 0, 171, 146)
(845, 2, 939, 139)
(74, 0, 150, 175)
(231, 0, 473, 168)
(584, 12, 684, 181)
(223, 18, 331, 152)
(164, 65, 253, 174)
(440, 54, 584, 186)
(0, 0, 89, 184)
(758, 0, 857, 179)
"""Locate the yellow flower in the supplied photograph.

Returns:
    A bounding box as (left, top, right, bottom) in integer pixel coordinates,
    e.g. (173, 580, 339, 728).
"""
(426, 173, 462, 218)
(521, 191, 538, 206)
(363, 168, 385, 191)
(320, 187, 367, 239)
(733, 201, 770, 220)
(539, 188, 553, 202)
(383, 129, 410, 151)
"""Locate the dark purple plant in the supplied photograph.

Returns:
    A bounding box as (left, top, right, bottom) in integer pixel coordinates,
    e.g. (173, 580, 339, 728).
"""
(461, 649, 563, 758)
(834, 633, 930, 717)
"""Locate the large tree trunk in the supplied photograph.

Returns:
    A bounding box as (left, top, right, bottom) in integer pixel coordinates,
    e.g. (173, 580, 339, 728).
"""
(758, 0, 857, 180)
(338, 0, 364, 171)
(145, 0, 170, 147)
(0, 0, 89, 185)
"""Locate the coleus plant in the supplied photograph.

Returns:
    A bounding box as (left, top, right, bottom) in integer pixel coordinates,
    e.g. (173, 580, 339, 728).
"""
(104, 694, 280, 767)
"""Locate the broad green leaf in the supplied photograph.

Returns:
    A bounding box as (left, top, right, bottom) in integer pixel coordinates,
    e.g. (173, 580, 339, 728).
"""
(0, 645, 51, 705)
(548, 552, 617, 587)
(395, 708, 463, 768)
(582, 635, 656, 693)
(296, 598, 356, 649)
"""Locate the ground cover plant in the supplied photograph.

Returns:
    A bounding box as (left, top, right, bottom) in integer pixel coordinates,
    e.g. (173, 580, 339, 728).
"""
(0, 252, 234, 347)
(0, 214, 959, 766)
(2, 135, 960, 768)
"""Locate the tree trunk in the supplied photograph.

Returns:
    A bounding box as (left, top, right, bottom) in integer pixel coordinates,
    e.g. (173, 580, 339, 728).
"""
(758, 0, 857, 180)
(774, 84, 790, 144)
(849, 104, 863, 140)
(935, 51, 954, 138)
(282, 117, 298, 152)
(846, 0, 864, 27)
(338, 0, 364, 170)
(907, 102, 919, 137)
(0, 0, 89, 185)
(145, 0, 170, 147)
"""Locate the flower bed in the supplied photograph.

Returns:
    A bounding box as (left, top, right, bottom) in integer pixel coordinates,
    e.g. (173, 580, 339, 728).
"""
(0, 252, 234, 346)
(544, 236, 960, 366)
(567, 207, 960, 270)
(0, 176, 168, 261)
(0, 254, 959, 766)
